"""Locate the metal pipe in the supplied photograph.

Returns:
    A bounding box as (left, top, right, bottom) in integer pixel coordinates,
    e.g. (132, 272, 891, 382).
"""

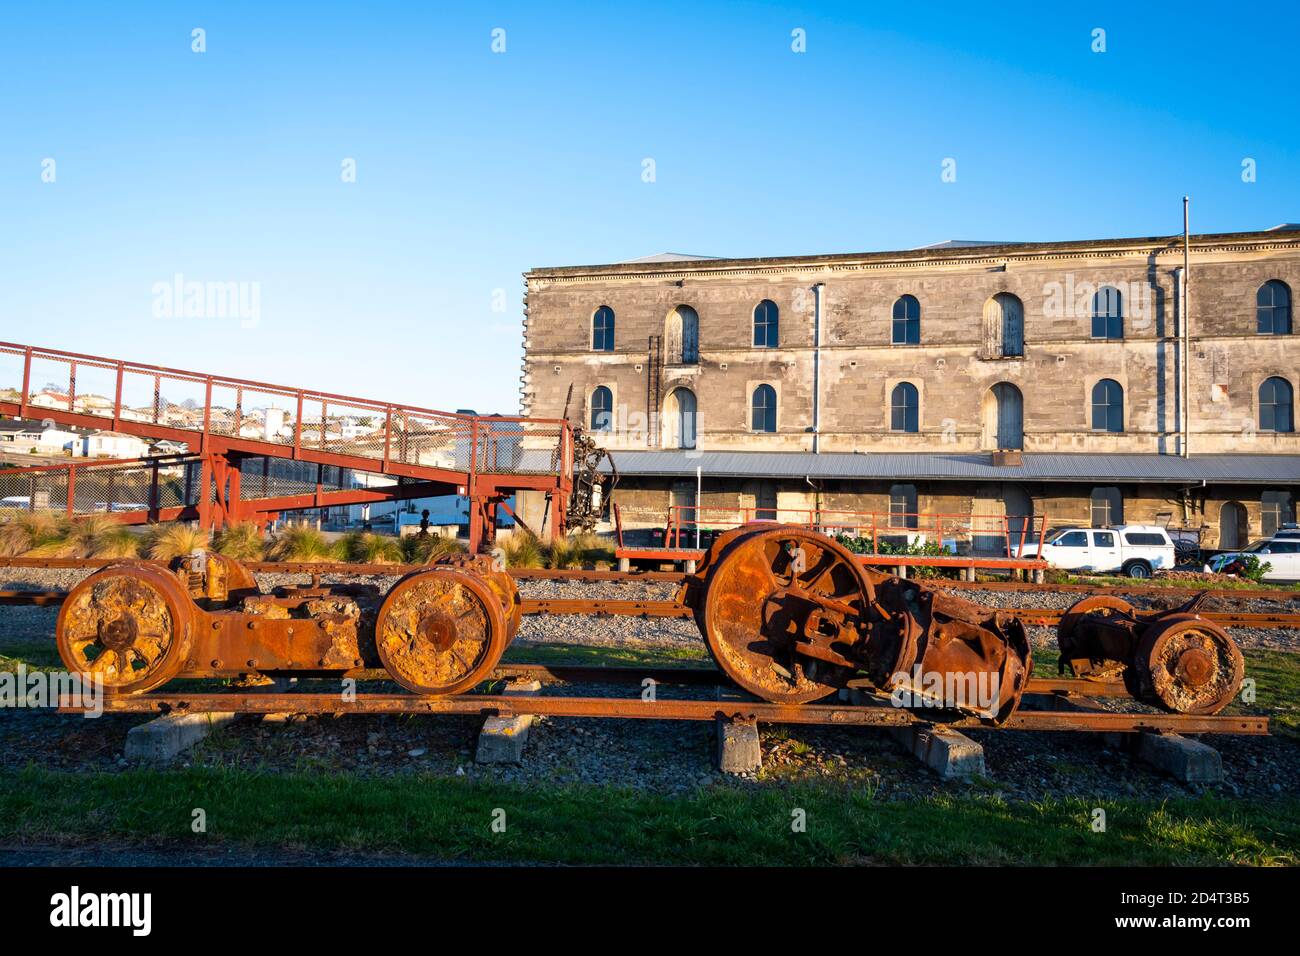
(812, 282, 824, 452)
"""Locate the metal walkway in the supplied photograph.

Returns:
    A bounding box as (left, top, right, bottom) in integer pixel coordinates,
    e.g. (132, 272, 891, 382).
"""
(0, 342, 572, 545)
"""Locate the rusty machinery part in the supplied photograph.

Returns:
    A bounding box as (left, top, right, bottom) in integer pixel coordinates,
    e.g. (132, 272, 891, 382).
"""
(1133, 614, 1246, 715)
(170, 551, 261, 605)
(55, 561, 194, 695)
(699, 525, 874, 703)
(691, 524, 1032, 721)
(565, 428, 614, 534)
(1056, 595, 1139, 681)
(428, 552, 522, 640)
(374, 567, 509, 696)
(870, 575, 1033, 723)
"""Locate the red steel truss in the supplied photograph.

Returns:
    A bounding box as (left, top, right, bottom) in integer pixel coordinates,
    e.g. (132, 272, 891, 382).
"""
(0, 342, 573, 550)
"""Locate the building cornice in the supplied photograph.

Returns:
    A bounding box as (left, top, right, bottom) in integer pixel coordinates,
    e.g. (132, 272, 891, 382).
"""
(526, 230, 1300, 285)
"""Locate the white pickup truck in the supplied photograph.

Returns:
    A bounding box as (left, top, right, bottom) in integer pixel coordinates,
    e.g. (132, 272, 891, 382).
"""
(1017, 525, 1176, 578)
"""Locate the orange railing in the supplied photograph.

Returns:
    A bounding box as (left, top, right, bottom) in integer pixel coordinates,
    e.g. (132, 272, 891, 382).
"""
(0, 342, 572, 488)
(658, 505, 1048, 559)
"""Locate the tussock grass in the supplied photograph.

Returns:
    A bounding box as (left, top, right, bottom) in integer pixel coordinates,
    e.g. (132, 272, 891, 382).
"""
(0, 511, 67, 556)
(144, 523, 211, 560)
(213, 522, 267, 561)
(265, 522, 343, 562)
(400, 533, 465, 564)
(341, 531, 403, 564)
(542, 531, 615, 569)
(498, 532, 543, 569)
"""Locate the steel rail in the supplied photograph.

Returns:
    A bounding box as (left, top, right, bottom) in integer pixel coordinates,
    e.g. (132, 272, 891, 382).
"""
(63, 691, 1269, 734)
(490, 663, 1134, 698)
(2, 554, 1295, 601)
(8, 586, 1300, 629)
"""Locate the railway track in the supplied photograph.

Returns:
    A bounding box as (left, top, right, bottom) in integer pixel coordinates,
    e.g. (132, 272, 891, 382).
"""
(8, 589, 1300, 630)
(3, 555, 1295, 601)
(59, 681, 1269, 736)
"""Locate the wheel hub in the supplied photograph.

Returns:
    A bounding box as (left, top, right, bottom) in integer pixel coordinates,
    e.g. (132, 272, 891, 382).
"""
(98, 614, 138, 651)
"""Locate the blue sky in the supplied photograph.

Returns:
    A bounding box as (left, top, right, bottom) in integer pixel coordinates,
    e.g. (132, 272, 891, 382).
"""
(2, 1, 1296, 413)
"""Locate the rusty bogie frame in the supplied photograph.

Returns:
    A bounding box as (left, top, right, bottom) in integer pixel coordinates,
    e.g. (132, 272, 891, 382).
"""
(55, 553, 522, 694)
(1057, 593, 1245, 715)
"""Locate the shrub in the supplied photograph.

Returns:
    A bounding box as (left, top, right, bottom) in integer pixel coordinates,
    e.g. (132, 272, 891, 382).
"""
(213, 522, 267, 561)
(833, 533, 952, 579)
(145, 523, 211, 561)
(1231, 554, 1273, 583)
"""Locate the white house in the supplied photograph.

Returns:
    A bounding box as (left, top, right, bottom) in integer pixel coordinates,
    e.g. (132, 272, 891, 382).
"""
(78, 431, 150, 459)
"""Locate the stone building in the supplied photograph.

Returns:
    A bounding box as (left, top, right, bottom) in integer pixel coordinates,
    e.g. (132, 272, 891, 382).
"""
(517, 228, 1300, 551)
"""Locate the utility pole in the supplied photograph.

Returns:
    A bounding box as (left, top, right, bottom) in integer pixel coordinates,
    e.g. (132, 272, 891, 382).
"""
(1182, 196, 1191, 458)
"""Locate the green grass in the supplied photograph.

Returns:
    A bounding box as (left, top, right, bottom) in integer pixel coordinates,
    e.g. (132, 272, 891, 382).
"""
(502, 640, 709, 668)
(1055, 573, 1300, 592)
(0, 766, 1294, 865)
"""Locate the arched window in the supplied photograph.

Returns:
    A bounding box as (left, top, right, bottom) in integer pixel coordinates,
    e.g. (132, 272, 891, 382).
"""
(665, 305, 699, 364)
(982, 293, 1024, 357)
(1090, 379, 1124, 432)
(1090, 487, 1124, 527)
(753, 300, 779, 348)
(590, 386, 613, 431)
(1091, 286, 1123, 339)
(750, 384, 777, 432)
(1258, 280, 1292, 335)
(1260, 377, 1294, 433)
(591, 306, 615, 352)
(890, 382, 919, 432)
(892, 295, 920, 345)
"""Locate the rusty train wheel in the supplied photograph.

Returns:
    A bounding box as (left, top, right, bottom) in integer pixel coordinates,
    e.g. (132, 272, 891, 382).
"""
(1135, 614, 1244, 715)
(701, 526, 872, 704)
(55, 562, 193, 695)
(375, 568, 507, 696)
(434, 553, 522, 641)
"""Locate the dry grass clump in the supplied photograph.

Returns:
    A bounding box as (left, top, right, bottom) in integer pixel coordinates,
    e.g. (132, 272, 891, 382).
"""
(213, 521, 267, 561)
(498, 532, 543, 569)
(265, 522, 344, 562)
(401, 533, 466, 564)
(0, 511, 67, 556)
(145, 523, 211, 561)
(341, 531, 403, 564)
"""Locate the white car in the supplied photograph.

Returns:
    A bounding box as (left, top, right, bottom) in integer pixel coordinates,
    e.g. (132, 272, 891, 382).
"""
(1018, 525, 1176, 578)
(1206, 537, 1300, 583)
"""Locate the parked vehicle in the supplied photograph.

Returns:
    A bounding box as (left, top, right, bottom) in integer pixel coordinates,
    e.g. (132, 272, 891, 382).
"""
(1018, 524, 1176, 578)
(1205, 536, 1300, 583)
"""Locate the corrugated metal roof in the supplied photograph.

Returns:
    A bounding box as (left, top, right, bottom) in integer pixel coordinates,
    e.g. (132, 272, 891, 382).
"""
(599, 451, 1300, 484)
